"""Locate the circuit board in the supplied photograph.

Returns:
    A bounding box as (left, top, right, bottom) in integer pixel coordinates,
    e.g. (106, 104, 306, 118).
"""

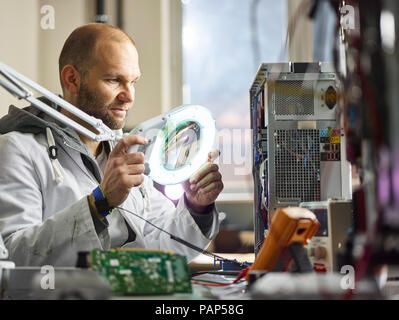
(89, 248, 192, 295)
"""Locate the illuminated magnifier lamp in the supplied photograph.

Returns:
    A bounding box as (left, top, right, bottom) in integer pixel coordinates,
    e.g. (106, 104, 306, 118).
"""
(127, 105, 216, 186)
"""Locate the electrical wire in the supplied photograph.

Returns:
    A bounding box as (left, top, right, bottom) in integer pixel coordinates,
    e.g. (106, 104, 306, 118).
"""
(191, 266, 250, 287)
(192, 270, 243, 277)
(276, 0, 312, 71)
(327, 0, 385, 300)
(250, 0, 262, 73)
(115, 206, 249, 269)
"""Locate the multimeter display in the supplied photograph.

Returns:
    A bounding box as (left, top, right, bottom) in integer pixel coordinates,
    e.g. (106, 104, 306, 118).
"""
(312, 209, 328, 237)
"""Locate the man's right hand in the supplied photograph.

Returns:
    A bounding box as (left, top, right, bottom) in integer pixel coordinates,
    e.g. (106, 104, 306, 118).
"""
(100, 135, 148, 208)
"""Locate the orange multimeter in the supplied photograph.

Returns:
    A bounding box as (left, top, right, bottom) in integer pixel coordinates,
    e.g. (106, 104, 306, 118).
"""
(246, 207, 319, 281)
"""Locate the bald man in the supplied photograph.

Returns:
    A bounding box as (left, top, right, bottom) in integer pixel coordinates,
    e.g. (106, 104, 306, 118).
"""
(0, 24, 223, 267)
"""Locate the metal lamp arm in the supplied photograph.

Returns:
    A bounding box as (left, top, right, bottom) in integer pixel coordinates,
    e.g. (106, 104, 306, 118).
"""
(0, 62, 115, 142)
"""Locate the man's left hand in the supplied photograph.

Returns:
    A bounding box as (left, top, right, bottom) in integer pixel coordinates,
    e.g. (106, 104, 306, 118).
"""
(183, 151, 223, 213)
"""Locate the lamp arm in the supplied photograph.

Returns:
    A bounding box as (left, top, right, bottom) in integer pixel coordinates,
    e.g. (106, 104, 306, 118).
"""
(0, 62, 115, 142)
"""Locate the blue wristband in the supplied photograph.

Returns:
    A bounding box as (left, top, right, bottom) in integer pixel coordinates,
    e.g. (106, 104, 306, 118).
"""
(92, 185, 113, 217)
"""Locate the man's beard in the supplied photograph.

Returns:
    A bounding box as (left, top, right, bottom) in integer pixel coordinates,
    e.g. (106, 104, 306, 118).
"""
(77, 82, 129, 130)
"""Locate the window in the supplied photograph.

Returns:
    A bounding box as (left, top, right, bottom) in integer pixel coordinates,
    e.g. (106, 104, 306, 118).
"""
(182, 0, 287, 199)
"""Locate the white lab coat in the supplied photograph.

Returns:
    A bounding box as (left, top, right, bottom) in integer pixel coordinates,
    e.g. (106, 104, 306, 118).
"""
(0, 107, 220, 267)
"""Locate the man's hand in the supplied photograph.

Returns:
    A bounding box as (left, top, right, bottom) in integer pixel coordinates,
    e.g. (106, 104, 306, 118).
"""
(183, 150, 223, 213)
(100, 135, 148, 208)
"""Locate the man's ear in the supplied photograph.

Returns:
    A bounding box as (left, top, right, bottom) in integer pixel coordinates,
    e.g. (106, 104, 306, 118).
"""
(60, 65, 81, 95)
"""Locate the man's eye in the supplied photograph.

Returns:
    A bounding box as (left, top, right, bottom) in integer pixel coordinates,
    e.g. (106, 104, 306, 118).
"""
(107, 79, 119, 84)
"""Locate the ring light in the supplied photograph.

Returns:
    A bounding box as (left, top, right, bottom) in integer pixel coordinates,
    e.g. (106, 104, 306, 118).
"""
(127, 105, 216, 185)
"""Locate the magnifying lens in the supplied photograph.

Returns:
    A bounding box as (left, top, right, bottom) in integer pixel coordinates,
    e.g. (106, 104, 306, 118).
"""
(127, 105, 216, 186)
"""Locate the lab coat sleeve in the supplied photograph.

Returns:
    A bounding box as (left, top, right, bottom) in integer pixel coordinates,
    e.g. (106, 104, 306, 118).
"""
(140, 177, 221, 262)
(0, 134, 107, 267)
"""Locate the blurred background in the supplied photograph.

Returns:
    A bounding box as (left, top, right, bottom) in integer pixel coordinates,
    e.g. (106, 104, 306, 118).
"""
(0, 0, 335, 253)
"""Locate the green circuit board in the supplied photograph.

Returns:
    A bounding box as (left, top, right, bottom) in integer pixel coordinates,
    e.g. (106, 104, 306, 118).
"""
(89, 248, 192, 295)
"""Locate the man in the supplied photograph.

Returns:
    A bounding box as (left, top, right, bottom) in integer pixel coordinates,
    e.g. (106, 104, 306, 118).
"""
(0, 23, 223, 267)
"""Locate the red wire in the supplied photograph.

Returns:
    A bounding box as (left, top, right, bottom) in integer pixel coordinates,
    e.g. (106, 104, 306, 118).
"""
(191, 267, 250, 287)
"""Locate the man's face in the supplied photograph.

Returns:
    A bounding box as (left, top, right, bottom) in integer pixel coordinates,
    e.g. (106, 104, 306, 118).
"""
(76, 40, 141, 130)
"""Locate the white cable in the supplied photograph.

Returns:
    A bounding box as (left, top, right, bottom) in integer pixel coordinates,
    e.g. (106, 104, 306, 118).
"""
(46, 127, 64, 184)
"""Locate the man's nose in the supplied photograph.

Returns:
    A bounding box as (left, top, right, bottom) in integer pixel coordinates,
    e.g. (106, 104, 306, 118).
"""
(118, 84, 135, 103)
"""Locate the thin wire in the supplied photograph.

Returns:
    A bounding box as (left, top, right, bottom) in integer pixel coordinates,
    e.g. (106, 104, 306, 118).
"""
(115, 206, 247, 268)
(327, 0, 381, 300)
(250, 0, 262, 73)
(192, 266, 250, 287)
